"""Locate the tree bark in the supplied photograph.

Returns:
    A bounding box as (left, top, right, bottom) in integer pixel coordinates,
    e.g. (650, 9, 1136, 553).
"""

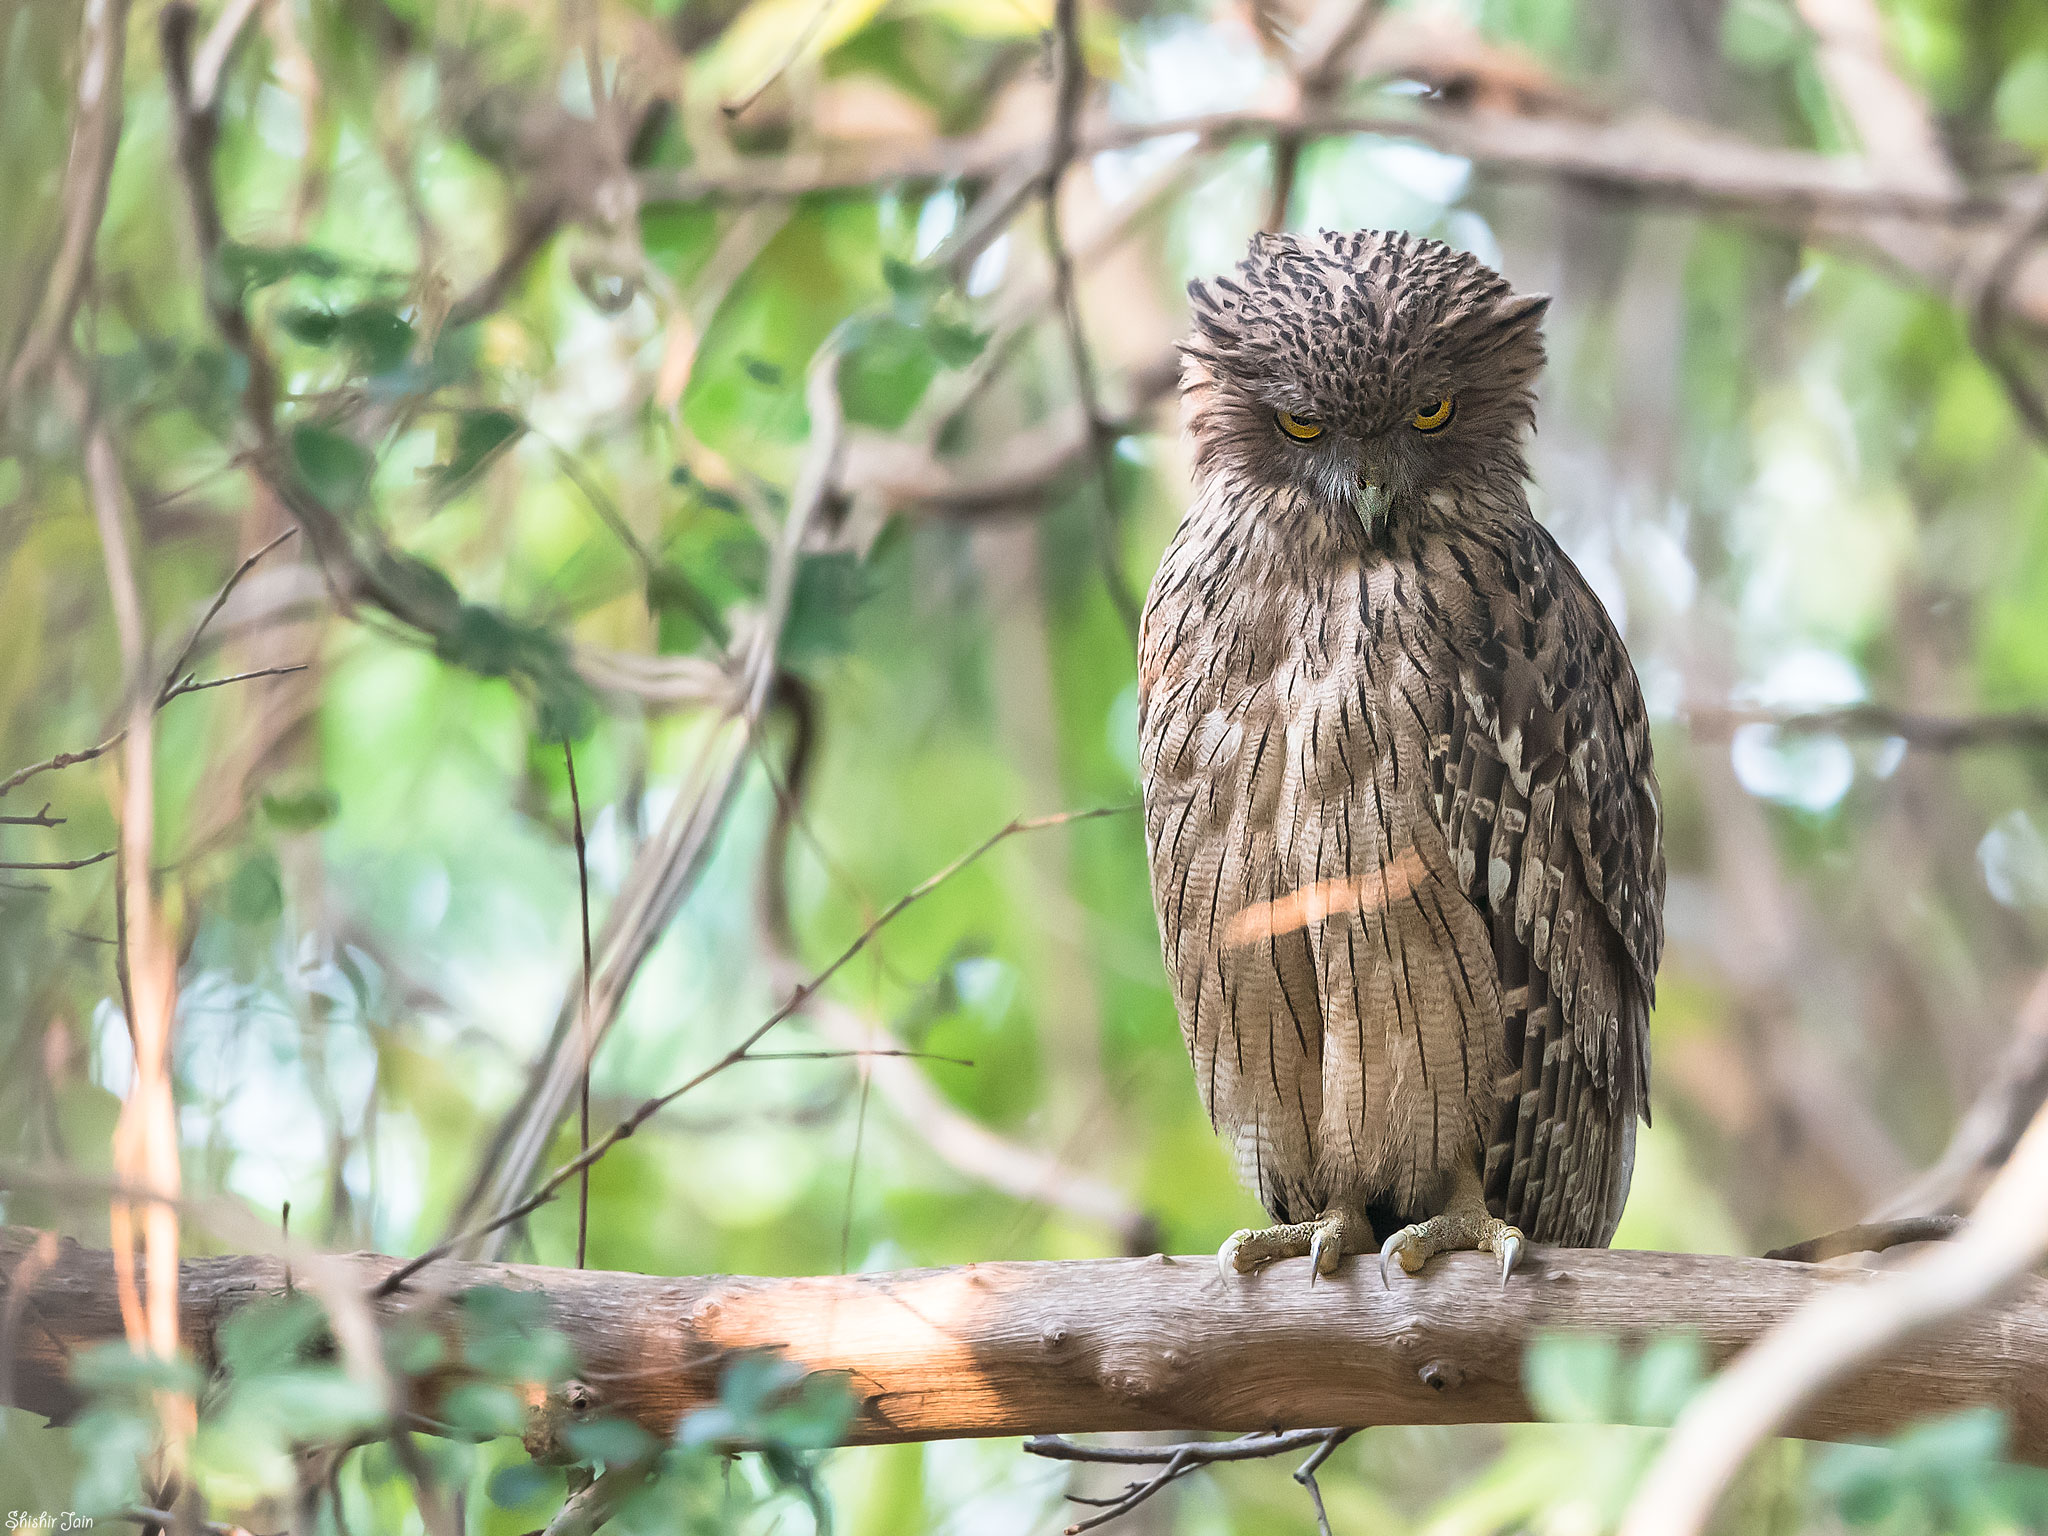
(4, 1225, 2044, 1462)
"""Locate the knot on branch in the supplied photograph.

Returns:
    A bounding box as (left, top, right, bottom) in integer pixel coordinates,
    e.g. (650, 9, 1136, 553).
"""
(525, 1376, 601, 1464)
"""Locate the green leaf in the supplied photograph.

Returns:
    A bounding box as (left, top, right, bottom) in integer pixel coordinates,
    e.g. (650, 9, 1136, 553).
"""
(290, 424, 374, 512)
(563, 1417, 658, 1466)
(1996, 54, 2048, 150)
(1522, 1332, 1620, 1423)
(1627, 1332, 1705, 1426)
(458, 1286, 577, 1381)
(441, 1382, 527, 1438)
(677, 1353, 855, 1454)
(431, 409, 524, 496)
(217, 242, 346, 295)
(261, 786, 340, 831)
(387, 1321, 447, 1377)
(1720, 0, 1803, 70)
(882, 255, 945, 300)
(781, 552, 867, 660)
(218, 1294, 329, 1378)
(71, 1342, 205, 1398)
(340, 306, 417, 375)
(487, 1461, 556, 1508)
(840, 316, 940, 431)
(278, 307, 343, 345)
(927, 316, 987, 369)
(280, 305, 416, 376)
(223, 850, 284, 924)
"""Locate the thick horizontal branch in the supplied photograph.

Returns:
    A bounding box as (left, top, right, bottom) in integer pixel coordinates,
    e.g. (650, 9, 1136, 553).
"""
(4, 1227, 2045, 1461)
(637, 101, 2046, 335)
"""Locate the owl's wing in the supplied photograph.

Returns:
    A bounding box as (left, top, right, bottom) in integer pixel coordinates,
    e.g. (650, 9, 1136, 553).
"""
(1434, 521, 1664, 1248)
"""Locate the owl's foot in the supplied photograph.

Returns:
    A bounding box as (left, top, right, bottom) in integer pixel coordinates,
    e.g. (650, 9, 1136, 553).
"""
(1217, 1209, 1366, 1287)
(1378, 1189, 1524, 1292)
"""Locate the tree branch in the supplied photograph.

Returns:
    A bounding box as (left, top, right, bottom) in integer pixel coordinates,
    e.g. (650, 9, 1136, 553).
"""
(1685, 701, 2048, 751)
(1621, 1099, 2048, 1535)
(4, 1228, 2047, 1464)
(3, 0, 134, 408)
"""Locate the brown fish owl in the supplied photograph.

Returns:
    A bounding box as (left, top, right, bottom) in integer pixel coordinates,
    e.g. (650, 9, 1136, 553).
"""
(1138, 229, 1664, 1286)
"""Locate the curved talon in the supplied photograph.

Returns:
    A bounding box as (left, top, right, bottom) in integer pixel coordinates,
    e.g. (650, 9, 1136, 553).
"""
(1495, 1228, 1524, 1290)
(1378, 1229, 1408, 1290)
(1308, 1225, 1337, 1285)
(1218, 1232, 1247, 1280)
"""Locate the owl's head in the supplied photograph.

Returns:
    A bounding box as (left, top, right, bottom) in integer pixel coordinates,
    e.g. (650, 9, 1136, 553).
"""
(1180, 228, 1548, 532)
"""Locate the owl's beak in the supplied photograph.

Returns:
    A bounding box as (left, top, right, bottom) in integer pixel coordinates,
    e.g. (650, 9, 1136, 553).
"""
(1354, 480, 1391, 533)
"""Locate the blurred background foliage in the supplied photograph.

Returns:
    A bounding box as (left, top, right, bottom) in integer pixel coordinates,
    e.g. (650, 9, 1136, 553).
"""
(4, 0, 2048, 1528)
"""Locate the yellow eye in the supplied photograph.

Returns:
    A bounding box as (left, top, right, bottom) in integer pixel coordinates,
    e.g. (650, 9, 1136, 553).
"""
(1412, 397, 1455, 433)
(1276, 410, 1324, 442)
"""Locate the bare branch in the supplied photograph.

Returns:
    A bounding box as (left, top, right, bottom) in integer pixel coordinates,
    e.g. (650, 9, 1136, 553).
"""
(0, 525, 302, 802)
(1872, 966, 2048, 1220)
(1685, 701, 2048, 751)
(1266, 0, 1387, 229)
(795, 992, 1154, 1250)
(1619, 1101, 2048, 1536)
(1763, 1215, 1964, 1264)
(445, 345, 848, 1262)
(1042, 0, 1140, 641)
(3, 0, 134, 407)
(0, 850, 115, 873)
(1028, 1427, 1354, 1533)
(1963, 169, 2048, 446)
(565, 739, 593, 1273)
(156, 527, 300, 703)
(8, 1228, 2048, 1464)
(187, 0, 267, 113)
(412, 803, 1128, 1288)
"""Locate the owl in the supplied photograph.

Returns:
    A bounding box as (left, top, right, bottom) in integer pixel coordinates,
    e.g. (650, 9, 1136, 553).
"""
(1137, 229, 1664, 1286)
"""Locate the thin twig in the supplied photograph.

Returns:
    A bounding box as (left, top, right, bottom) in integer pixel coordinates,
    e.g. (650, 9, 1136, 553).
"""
(0, 1231, 60, 1417)
(0, 850, 115, 872)
(1027, 1428, 1352, 1533)
(0, 528, 302, 801)
(839, 1062, 872, 1274)
(187, 0, 266, 112)
(162, 664, 312, 700)
(157, 527, 300, 699)
(1871, 967, 2048, 1220)
(1041, 0, 1141, 643)
(1764, 1215, 1964, 1264)
(1964, 168, 2048, 446)
(541, 1461, 647, 1536)
(0, 806, 64, 828)
(377, 805, 1128, 1295)
(565, 739, 593, 1272)
(1266, 0, 1387, 230)
(444, 343, 847, 1263)
(3, 0, 134, 407)
(1293, 1427, 1358, 1536)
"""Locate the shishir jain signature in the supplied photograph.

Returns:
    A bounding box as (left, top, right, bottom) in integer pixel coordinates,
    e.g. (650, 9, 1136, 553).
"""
(7, 1516, 95, 1531)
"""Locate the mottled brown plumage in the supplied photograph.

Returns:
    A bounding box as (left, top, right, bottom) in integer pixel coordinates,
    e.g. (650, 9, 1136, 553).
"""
(1138, 229, 1664, 1282)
